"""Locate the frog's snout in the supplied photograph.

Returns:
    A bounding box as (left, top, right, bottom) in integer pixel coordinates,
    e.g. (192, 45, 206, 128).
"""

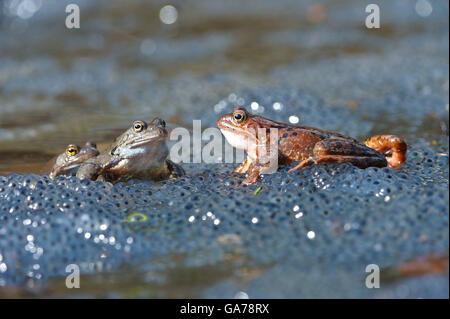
(85, 141, 97, 149)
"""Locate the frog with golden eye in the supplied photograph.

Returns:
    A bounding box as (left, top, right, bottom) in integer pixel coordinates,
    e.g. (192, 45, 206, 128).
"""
(48, 141, 99, 179)
(217, 107, 407, 185)
(76, 118, 184, 183)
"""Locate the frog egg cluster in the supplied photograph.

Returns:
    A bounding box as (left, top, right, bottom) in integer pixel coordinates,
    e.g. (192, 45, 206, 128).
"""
(0, 136, 448, 297)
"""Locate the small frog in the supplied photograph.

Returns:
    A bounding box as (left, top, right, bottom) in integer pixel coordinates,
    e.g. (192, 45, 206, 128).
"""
(48, 141, 99, 179)
(217, 107, 407, 184)
(76, 118, 184, 183)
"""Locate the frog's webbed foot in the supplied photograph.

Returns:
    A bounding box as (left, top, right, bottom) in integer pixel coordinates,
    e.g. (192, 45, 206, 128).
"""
(234, 156, 252, 174)
(48, 170, 58, 179)
(242, 165, 261, 185)
(166, 159, 185, 178)
(289, 138, 388, 173)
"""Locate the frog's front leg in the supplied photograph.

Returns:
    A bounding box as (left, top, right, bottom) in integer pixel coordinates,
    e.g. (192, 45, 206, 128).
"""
(76, 154, 117, 181)
(241, 154, 279, 185)
(76, 162, 102, 180)
(288, 138, 387, 172)
(234, 156, 252, 174)
(166, 159, 185, 178)
(242, 163, 262, 185)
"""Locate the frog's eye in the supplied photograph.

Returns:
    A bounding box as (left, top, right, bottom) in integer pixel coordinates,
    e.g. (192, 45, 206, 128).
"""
(133, 121, 146, 132)
(232, 110, 247, 124)
(65, 145, 79, 157)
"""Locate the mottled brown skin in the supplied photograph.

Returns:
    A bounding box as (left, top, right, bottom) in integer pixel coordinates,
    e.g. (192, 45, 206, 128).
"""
(217, 107, 407, 185)
(48, 141, 99, 179)
(76, 118, 184, 183)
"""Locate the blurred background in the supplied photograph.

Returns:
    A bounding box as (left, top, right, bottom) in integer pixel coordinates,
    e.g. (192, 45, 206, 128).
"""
(0, 0, 448, 172)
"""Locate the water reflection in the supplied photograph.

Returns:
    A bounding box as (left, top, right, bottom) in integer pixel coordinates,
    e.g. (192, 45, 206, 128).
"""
(4, 0, 42, 19)
(159, 4, 178, 25)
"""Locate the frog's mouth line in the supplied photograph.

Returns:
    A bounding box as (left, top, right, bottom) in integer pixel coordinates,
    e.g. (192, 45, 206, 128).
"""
(218, 119, 258, 141)
(57, 163, 82, 173)
(218, 122, 263, 153)
(127, 135, 166, 148)
(50, 163, 82, 178)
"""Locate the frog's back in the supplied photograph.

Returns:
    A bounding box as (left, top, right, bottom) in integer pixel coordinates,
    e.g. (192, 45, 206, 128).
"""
(251, 114, 355, 140)
(276, 125, 357, 162)
(244, 112, 359, 162)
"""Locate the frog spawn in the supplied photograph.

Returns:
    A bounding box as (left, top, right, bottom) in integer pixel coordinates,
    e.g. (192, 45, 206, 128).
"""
(0, 136, 448, 297)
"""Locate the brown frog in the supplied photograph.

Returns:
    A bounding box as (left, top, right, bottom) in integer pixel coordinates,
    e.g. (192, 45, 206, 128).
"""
(48, 141, 99, 179)
(76, 118, 184, 183)
(217, 107, 407, 184)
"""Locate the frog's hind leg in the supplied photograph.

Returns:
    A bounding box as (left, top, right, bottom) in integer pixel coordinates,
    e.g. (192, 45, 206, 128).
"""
(288, 138, 387, 172)
(364, 135, 407, 168)
(287, 157, 315, 172)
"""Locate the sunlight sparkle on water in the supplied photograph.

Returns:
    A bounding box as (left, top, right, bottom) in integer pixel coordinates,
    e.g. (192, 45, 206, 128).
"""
(289, 115, 299, 124)
(160, 5, 178, 24)
(235, 291, 249, 299)
(415, 0, 432, 17)
(273, 102, 283, 111)
(6, 0, 42, 19)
